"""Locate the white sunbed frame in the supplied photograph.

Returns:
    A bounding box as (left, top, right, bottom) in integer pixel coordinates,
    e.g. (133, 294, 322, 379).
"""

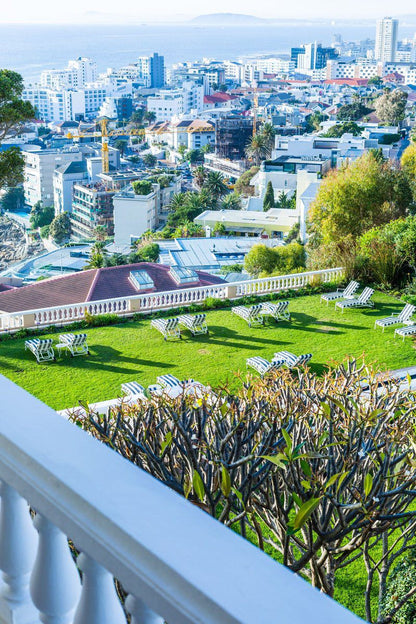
(151, 317, 181, 340)
(25, 338, 55, 364)
(335, 287, 375, 312)
(178, 314, 208, 335)
(260, 301, 290, 322)
(320, 281, 359, 305)
(231, 304, 264, 327)
(57, 333, 89, 356)
(246, 356, 286, 377)
(374, 303, 416, 331)
(273, 350, 312, 369)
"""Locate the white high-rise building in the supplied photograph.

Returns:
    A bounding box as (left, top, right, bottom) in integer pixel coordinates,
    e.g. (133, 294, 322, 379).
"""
(375, 17, 399, 62)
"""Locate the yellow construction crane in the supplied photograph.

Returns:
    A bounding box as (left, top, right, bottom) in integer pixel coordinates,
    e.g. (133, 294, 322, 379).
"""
(66, 118, 145, 173)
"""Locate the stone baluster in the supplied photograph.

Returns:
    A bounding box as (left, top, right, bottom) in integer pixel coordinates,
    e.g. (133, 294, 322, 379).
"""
(73, 553, 126, 624)
(0, 482, 38, 623)
(30, 514, 81, 624)
(125, 594, 164, 624)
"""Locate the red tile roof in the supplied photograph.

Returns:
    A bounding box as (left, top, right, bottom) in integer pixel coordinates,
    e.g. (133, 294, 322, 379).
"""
(204, 92, 238, 104)
(0, 263, 226, 313)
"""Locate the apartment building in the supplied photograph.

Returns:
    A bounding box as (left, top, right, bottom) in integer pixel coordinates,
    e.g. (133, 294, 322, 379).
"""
(375, 17, 399, 62)
(23, 147, 83, 207)
(147, 82, 204, 122)
(71, 183, 116, 239)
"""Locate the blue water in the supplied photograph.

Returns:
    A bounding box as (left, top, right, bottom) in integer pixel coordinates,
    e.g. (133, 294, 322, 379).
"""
(1, 21, 416, 82)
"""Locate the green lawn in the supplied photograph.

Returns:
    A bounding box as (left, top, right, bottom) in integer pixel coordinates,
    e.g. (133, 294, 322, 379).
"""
(0, 291, 415, 411)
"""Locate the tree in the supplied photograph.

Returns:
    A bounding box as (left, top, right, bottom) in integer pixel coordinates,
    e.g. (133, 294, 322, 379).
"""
(144, 110, 156, 124)
(401, 143, 416, 199)
(0, 70, 35, 189)
(201, 143, 213, 154)
(130, 109, 145, 126)
(143, 153, 157, 168)
(375, 90, 408, 125)
(186, 149, 203, 164)
(263, 181, 275, 211)
(93, 225, 107, 242)
(193, 165, 207, 189)
(337, 102, 373, 121)
(244, 244, 277, 276)
(72, 361, 416, 623)
(234, 166, 259, 195)
(177, 144, 187, 159)
(221, 192, 241, 210)
(305, 112, 327, 132)
(368, 76, 383, 87)
(260, 122, 276, 154)
(308, 152, 413, 248)
(246, 133, 268, 166)
(286, 221, 300, 243)
(136, 242, 160, 262)
(323, 121, 362, 137)
(113, 139, 128, 156)
(0, 186, 24, 212)
(275, 191, 293, 209)
(30, 202, 54, 229)
(49, 212, 71, 243)
(132, 180, 153, 195)
(204, 171, 228, 204)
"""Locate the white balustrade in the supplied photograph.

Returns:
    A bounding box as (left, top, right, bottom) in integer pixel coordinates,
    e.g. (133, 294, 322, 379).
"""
(125, 595, 163, 624)
(73, 554, 126, 624)
(0, 375, 361, 624)
(30, 514, 81, 624)
(0, 483, 38, 624)
(0, 267, 344, 333)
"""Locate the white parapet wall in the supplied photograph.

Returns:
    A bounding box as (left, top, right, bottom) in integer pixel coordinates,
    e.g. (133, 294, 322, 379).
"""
(0, 375, 362, 624)
(0, 267, 344, 333)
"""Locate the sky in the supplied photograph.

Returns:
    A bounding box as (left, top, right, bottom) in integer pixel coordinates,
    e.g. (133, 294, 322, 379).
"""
(0, 0, 415, 24)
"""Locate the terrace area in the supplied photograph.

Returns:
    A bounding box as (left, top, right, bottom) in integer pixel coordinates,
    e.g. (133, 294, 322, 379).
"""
(0, 291, 414, 411)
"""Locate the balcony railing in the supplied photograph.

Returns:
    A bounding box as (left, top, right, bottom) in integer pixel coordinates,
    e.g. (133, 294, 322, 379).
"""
(0, 375, 362, 623)
(0, 267, 344, 333)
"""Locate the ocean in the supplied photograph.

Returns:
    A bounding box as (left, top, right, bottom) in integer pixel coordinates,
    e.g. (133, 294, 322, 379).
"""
(1, 21, 416, 82)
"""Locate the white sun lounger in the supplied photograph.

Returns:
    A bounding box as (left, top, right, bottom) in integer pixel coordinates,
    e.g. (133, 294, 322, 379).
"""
(246, 356, 286, 377)
(157, 374, 182, 389)
(57, 333, 89, 356)
(273, 350, 312, 369)
(260, 301, 290, 322)
(121, 381, 147, 401)
(25, 338, 55, 364)
(335, 287, 375, 312)
(151, 317, 181, 340)
(395, 325, 416, 340)
(320, 281, 359, 305)
(178, 314, 208, 335)
(231, 304, 264, 327)
(374, 303, 415, 331)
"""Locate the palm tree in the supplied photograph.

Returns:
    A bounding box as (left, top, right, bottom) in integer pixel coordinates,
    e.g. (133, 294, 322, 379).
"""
(246, 133, 268, 166)
(221, 192, 242, 210)
(204, 171, 228, 204)
(167, 192, 186, 212)
(193, 165, 207, 189)
(261, 123, 276, 156)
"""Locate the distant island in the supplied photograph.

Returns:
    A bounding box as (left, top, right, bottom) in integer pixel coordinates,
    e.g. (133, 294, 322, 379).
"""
(191, 13, 268, 25)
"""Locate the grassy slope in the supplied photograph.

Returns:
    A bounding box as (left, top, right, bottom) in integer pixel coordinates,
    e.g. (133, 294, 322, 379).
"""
(0, 292, 414, 411)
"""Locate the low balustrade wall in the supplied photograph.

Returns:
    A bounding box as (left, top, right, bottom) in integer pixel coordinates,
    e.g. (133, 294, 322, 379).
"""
(0, 376, 361, 624)
(0, 267, 344, 333)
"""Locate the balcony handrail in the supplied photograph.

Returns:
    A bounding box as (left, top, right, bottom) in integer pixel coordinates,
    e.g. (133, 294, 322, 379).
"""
(0, 376, 361, 623)
(0, 267, 344, 332)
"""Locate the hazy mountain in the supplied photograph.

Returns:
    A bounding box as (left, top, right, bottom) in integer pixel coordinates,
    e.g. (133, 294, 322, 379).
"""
(191, 13, 268, 25)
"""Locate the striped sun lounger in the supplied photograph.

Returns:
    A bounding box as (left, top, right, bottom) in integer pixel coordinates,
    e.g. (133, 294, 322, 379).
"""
(374, 303, 415, 331)
(320, 281, 359, 305)
(25, 338, 55, 364)
(157, 374, 182, 389)
(394, 325, 416, 340)
(178, 314, 208, 335)
(335, 287, 375, 312)
(246, 356, 286, 377)
(231, 304, 264, 327)
(151, 317, 181, 340)
(260, 301, 290, 322)
(273, 350, 312, 369)
(58, 333, 89, 356)
(121, 381, 146, 400)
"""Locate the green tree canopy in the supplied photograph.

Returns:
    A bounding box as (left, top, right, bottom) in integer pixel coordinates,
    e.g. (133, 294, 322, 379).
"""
(375, 89, 408, 125)
(336, 102, 373, 121)
(234, 166, 259, 195)
(308, 152, 413, 247)
(263, 180, 275, 211)
(143, 153, 157, 167)
(323, 121, 362, 137)
(132, 180, 153, 196)
(49, 212, 71, 243)
(30, 203, 55, 229)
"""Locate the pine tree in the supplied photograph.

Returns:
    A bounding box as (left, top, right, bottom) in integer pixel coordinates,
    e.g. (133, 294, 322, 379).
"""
(263, 181, 275, 211)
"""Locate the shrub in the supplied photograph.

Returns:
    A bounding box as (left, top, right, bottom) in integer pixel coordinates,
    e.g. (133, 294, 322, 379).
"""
(83, 312, 120, 327)
(132, 180, 153, 196)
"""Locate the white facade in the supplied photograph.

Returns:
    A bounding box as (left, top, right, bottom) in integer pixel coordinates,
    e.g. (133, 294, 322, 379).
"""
(53, 163, 87, 215)
(113, 186, 157, 245)
(375, 17, 399, 62)
(147, 82, 204, 122)
(40, 58, 97, 90)
(23, 148, 83, 207)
